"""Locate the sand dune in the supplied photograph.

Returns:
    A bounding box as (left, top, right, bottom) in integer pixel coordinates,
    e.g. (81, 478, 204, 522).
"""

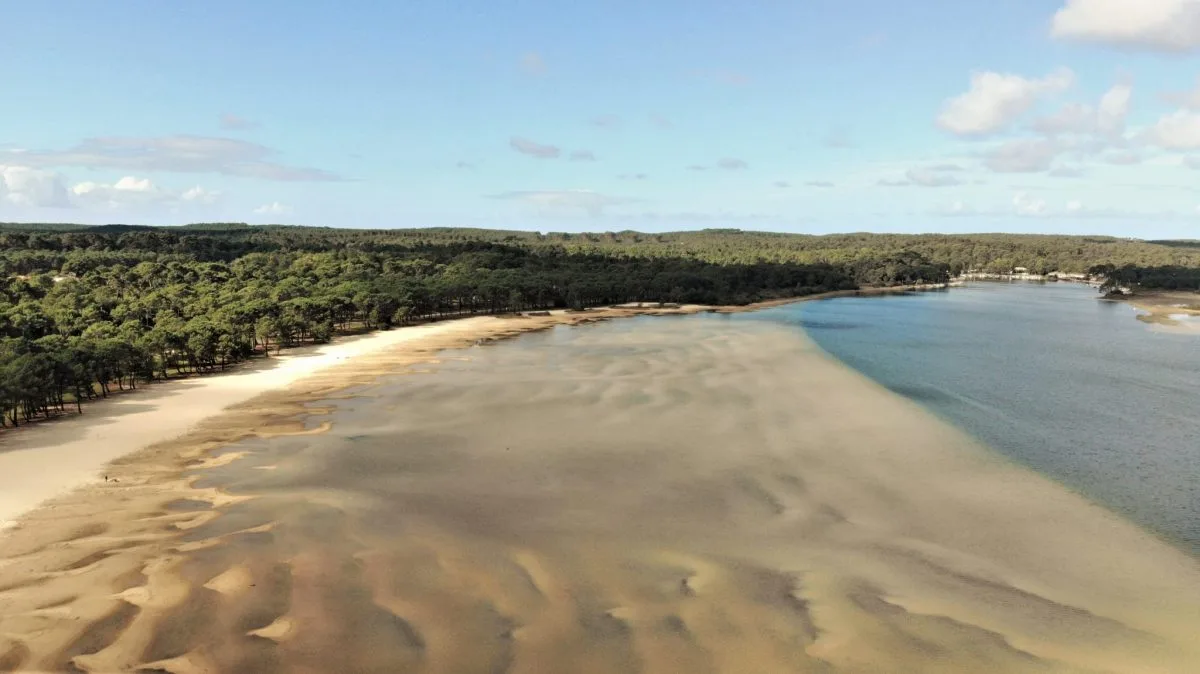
(1, 311, 1198, 673)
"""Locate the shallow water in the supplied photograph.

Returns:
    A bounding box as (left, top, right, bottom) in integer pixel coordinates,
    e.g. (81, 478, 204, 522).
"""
(761, 282, 1200, 554)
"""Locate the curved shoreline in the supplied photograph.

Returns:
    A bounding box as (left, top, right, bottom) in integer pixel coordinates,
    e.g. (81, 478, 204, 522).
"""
(0, 284, 954, 531)
(10, 284, 1197, 672)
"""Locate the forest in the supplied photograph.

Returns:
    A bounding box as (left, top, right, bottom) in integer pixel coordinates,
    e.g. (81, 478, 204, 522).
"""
(1089, 263, 1200, 292)
(3, 222, 1199, 429)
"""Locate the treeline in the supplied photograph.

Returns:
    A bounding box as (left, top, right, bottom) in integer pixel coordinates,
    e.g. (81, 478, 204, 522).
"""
(6, 226, 1200, 278)
(7, 221, 1200, 430)
(1, 234, 952, 428)
(1089, 264, 1200, 292)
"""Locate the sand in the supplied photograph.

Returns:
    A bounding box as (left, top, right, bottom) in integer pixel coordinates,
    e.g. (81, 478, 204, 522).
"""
(1114, 290, 1200, 333)
(0, 317, 500, 529)
(1, 301, 1198, 673)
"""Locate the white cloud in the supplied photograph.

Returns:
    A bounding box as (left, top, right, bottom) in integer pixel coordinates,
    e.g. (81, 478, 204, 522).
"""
(0, 165, 70, 208)
(805, 180, 835, 188)
(984, 138, 1062, 173)
(1066, 199, 1084, 212)
(2, 135, 339, 181)
(1013, 191, 1048, 216)
(1031, 103, 1096, 135)
(1103, 150, 1143, 165)
(1097, 82, 1133, 135)
(1051, 0, 1200, 52)
(254, 201, 291, 215)
(1185, 155, 1200, 169)
(717, 157, 748, 170)
(509, 136, 561, 159)
(182, 185, 220, 203)
(488, 189, 631, 216)
(935, 200, 977, 217)
(1163, 78, 1200, 109)
(70, 175, 219, 209)
(1148, 110, 1200, 149)
(114, 176, 153, 192)
(905, 167, 964, 187)
(1049, 166, 1086, 177)
(1029, 80, 1131, 140)
(937, 68, 1075, 137)
(569, 150, 597, 162)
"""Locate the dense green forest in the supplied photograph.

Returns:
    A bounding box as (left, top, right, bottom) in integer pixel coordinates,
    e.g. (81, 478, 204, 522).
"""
(3, 222, 1199, 429)
(1090, 264, 1200, 292)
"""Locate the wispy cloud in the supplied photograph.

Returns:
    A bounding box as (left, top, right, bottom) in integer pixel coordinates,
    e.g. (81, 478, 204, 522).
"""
(509, 136, 561, 159)
(2, 135, 342, 181)
(806, 181, 835, 188)
(254, 201, 291, 215)
(774, 181, 791, 188)
(649, 114, 672, 129)
(687, 164, 707, 171)
(717, 157, 748, 170)
(983, 138, 1062, 173)
(569, 150, 597, 162)
(905, 167, 964, 187)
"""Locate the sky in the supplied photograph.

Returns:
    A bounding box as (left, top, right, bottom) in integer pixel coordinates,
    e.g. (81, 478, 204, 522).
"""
(3, 0, 1200, 237)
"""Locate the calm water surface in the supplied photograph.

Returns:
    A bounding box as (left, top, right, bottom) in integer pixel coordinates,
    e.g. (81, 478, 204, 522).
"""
(746, 282, 1200, 554)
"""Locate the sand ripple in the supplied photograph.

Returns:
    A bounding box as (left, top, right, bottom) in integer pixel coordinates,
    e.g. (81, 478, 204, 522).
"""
(0, 315, 1198, 673)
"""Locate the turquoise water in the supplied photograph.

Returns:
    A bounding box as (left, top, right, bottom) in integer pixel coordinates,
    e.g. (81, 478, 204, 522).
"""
(743, 282, 1200, 554)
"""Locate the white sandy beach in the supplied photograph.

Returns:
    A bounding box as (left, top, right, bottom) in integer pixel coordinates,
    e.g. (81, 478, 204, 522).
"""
(0, 317, 496, 529)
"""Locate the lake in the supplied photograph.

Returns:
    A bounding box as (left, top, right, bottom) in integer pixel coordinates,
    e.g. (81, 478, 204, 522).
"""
(751, 281, 1200, 555)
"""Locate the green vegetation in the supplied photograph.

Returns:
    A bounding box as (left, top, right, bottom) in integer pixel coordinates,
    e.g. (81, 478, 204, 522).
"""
(4, 223, 1200, 429)
(1090, 264, 1200, 292)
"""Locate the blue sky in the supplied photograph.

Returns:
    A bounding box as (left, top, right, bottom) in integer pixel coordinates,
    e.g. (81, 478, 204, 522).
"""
(3, 0, 1200, 236)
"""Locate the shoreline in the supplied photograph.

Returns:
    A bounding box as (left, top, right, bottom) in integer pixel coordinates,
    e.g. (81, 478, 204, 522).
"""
(1119, 290, 1200, 333)
(0, 292, 1197, 671)
(0, 305, 706, 530)
(0, 282, 954, 530)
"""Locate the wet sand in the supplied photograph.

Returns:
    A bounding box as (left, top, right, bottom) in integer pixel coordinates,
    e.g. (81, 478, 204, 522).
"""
(1107, 290, 1200, 333)
(1, 309, 1199, 673)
